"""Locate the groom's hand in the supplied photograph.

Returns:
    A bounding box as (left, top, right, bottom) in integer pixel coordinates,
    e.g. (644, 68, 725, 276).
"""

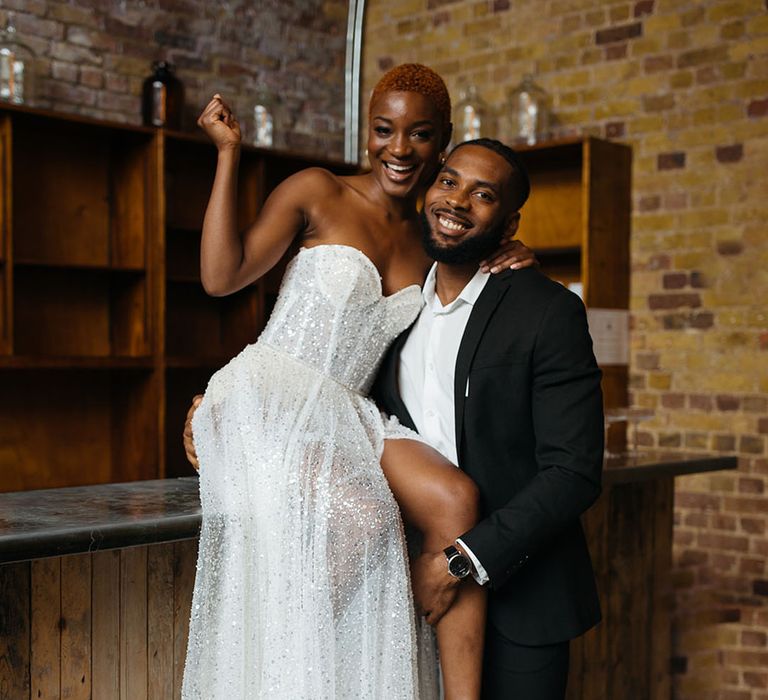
(411, 551, 463, 626)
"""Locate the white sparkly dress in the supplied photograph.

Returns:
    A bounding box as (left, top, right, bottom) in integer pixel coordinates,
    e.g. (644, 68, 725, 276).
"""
(183, 244, 438, 699)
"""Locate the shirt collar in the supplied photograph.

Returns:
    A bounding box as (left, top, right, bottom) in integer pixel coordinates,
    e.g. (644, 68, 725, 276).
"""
(422, 262, 490, 314)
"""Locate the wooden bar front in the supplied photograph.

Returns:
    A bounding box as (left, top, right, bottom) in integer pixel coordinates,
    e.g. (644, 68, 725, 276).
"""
(0, 455, 736, 700)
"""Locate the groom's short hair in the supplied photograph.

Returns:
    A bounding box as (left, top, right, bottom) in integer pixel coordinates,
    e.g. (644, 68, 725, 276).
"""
(450, 138, 531, 211)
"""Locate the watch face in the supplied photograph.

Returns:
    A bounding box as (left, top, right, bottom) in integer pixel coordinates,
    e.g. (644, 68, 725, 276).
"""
(448, 554, 471, 578)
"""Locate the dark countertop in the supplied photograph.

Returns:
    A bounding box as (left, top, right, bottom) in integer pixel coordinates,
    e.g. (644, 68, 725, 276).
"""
(0, 452, 737, 564)
(602, 451, 737, 485)
(0, 477, 202, 564)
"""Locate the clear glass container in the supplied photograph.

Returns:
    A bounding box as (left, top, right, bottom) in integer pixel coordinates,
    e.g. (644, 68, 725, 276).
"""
(0, 15, 36, 105)
(251, 86, 274, 147)
(506, 74, 551, 146)
(452, 82, 488, 145)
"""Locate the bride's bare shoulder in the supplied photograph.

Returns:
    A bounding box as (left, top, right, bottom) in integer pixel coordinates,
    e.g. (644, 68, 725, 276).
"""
(282, 167, 345, 197)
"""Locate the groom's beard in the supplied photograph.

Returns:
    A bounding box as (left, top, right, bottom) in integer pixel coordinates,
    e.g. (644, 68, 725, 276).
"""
(419, 210, 507, 265)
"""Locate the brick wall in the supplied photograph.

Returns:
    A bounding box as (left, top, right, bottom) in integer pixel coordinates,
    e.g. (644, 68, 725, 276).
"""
(363, 1, 768, 697)
(0, 0, 347, 157)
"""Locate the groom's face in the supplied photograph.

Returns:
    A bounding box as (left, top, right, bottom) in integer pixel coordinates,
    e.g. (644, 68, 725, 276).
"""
(420, 145, 519, 265)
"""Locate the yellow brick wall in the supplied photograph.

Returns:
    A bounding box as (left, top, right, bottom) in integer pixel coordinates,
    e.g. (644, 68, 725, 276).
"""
(363, 1, 768, 696)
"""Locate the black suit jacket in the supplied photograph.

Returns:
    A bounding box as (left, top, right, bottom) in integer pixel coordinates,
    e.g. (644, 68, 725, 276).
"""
(374, 267, 604, 645)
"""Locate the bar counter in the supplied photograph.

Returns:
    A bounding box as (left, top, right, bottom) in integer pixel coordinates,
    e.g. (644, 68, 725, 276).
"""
(0, 452, 737, 699)
(0, 451, 736, 564)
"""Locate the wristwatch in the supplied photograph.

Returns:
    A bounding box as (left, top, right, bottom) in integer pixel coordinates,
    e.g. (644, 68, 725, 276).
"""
(444, 545, 472, 580)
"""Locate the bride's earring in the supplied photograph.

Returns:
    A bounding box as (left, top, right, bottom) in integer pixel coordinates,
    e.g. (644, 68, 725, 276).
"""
(439, 153, 446, 165)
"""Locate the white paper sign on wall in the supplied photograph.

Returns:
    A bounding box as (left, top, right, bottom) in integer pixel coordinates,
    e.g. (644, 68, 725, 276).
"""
(587, 308, 629, 365)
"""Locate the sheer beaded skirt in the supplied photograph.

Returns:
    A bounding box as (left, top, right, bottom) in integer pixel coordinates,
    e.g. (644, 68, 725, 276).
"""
(182, 245, 438, 699)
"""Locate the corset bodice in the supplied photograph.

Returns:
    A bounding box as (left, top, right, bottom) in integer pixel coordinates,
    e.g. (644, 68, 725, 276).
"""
(258, 245, 423, 394)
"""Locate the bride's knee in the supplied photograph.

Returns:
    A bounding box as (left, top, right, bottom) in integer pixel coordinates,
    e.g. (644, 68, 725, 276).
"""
(432, 468, 480, 529)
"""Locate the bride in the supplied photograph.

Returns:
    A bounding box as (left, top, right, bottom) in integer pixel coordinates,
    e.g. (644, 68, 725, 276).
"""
(182, 64, 533, 699)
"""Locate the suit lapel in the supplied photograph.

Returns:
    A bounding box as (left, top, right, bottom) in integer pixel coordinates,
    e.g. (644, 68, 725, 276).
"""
(453, 272, 512, 455)
(383, 329, 418, 432)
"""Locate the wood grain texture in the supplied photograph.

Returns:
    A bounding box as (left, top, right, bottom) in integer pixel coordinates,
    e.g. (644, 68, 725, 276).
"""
(14, 268, 111, 357)
(60, 554, 91, 699)
(568, 478, 673, 699)
(147, 545, 174, 700)
(583, 137, 632, 310)
(120, 546, 148, 700)
(13, 119, 110, 267)
(92, 549, 121, 700)
(651, 478, 673, 700)
(0, 562, 31, 700)
(2, 541, 201, 700)
(30, 557, 61, 700)
(0, 372, 112, 492)
(173, 540, 197, 699)
(110, 371, 159, 483)
(111, 135, 149, 271)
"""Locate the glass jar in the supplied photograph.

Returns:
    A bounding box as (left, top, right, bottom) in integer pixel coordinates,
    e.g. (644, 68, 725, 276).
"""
(142, 61, 184, 130)
(0, 15, 36, 105)
(451, 82, 488, 145)
(251, 86, 274, 147)
(506, 74, 551, 145)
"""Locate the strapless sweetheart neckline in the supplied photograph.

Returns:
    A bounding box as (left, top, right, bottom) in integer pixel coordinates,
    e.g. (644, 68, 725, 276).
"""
(298, 244, 422, 301)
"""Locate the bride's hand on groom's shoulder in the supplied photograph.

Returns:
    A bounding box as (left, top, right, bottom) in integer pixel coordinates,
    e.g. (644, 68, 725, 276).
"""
(480, 238, 539, 274)
(183, 395, 203, 472)
(411, 552, 462, 626)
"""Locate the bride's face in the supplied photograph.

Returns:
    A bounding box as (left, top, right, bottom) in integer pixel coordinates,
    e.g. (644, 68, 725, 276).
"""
(366, 91, 445, 200)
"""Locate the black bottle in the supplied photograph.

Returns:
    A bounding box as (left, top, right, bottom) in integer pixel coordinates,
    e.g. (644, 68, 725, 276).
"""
(142, 61, 183, 130)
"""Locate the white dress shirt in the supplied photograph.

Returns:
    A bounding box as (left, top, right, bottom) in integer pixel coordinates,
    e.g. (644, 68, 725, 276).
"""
(399, 263, 490, 584)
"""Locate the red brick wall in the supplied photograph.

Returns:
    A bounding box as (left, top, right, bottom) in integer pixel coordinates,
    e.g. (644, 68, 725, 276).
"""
(1, 0, 347, 157)
(363, 1, 768, 697)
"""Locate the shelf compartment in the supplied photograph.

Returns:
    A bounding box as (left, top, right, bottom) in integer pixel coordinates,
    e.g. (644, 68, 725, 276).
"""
(164, 138, 217, 231)
(13, 267, 149, 357)
(165, 280, 261, 360)
(517, 141, 583, 250)
(166, 227, 201, 282)
(164, 138, 266, 232)
(11, 115, 153, 269)
(0, 368, 159, 492)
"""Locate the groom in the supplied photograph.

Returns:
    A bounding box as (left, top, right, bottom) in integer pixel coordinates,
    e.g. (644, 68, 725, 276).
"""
(372, 139, 604, 699)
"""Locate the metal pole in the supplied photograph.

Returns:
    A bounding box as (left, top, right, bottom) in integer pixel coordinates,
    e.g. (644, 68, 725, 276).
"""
(344, 0, 366, 164)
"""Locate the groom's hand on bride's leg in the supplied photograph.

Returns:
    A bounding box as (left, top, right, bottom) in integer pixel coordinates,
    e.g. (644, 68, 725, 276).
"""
(183, 395, 203, 472)
(411, 551, 463, 626)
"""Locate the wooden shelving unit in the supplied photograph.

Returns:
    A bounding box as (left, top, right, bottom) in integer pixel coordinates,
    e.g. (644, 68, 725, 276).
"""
(0, 107, 629, 491)
(0, 104, 355, 491)
(515, 137, 632, 450)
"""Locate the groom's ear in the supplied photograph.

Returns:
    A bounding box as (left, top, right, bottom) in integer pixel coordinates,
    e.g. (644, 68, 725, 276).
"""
(505, 211, 521, 237)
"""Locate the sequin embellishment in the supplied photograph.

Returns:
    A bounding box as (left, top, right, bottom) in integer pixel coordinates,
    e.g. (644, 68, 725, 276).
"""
(183, 245, 438, 699)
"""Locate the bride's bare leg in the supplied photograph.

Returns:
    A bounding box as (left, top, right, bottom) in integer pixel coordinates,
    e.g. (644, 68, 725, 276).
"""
(381, 439, 486, 700)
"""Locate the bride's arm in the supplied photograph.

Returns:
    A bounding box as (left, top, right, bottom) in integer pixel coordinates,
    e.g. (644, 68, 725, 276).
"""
(197, 95, 335, 296)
